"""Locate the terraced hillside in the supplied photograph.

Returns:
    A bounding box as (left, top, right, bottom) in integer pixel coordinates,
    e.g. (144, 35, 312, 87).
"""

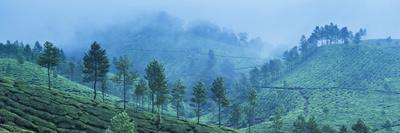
(0, 58, 118, 102)
(248, 41, 400, 132)
(0, 77, 238, 133)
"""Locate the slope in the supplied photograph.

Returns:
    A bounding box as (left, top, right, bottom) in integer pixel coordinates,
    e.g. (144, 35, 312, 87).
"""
(0, 58, 118, 102)
(0, 76, 238, 133)
(249, 40, 400, 132)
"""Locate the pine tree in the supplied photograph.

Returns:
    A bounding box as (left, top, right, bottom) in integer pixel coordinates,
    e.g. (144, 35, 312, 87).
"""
(113, 56, 136, 110)
(83, 42, 110, 100)
(23, 44, 32, 61)
(190, 81, 207, 124)
(134, 79, 147, 111)
(246, 88, 257, 133)
(352, 119, 370, 133)
(145, 60, 168, 114)
(37, 41, 60, 89)
(211, 77, 229, 127)
(106, 112, 136, 133)
(171, 79, 186, 120)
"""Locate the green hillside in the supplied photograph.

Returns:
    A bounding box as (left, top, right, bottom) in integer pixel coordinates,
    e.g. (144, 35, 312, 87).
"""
(0, 58, 118, 102)
(248, 40, 400, 132)
(0, 76, 238, 133)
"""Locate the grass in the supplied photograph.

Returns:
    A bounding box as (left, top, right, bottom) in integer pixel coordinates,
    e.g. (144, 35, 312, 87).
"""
(0, 76, 239, 133)
(246, 40, 400, 132)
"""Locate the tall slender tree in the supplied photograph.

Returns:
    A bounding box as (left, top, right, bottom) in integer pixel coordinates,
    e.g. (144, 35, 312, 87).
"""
(83, 42, 110, 100)
(38, 41, 60, 90)
(113, 56, 136, 110)
(134, 79, 147, 111)
(246, 88, 257, 133)
(145, 60, 168, 114)
(171, 79, 186, 120)
(211, 77, 230, 127)
(190, 81, 207, 124)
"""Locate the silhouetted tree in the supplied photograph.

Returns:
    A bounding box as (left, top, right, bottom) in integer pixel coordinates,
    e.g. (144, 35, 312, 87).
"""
(134, 79, 147, 111)
(114, 56, 136, 110)
(353, 29, 367, 44)
(171, 79, 186, 120)
(38, 41, 60, 89)
(190, 81, 207, 124)
(83, 42, 110, 100)
(211, 77, 230, 127)
(145, 60, 168, 114)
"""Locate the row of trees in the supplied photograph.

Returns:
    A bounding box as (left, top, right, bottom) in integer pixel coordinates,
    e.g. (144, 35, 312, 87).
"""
(292, 116, 373, 133)
(249, 24, 368, 88)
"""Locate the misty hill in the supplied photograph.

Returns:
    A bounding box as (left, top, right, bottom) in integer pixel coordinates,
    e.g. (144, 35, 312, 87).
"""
(249, 40, 400, 132)
(0, 76, 238, 133)
(78, 12, 266, 86)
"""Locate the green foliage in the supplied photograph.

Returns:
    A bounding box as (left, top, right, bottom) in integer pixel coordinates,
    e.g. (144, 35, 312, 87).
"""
(190, 81, 207, 124)
(83, 41, 110, 100)
(106, 112, 136, 133)
(171, 79, 186, 119)
(37, 41, 60, 69)
(352, 119, 370, 133)
(37, 41, 60, 89)
(145, 60, 167, 113)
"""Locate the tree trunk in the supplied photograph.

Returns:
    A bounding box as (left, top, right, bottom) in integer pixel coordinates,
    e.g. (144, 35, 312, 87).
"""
(151, 93, 154, 113)
(176, 102, 179, 119)
(141, 96, 144, 111)
(102, 88, 105, 102)
(218, 103, 221, 127)
(47, 65, 51, 90)
(93, 69, 97, 100)
(123, 74, 126, 110)
(197, 103, 200, 123)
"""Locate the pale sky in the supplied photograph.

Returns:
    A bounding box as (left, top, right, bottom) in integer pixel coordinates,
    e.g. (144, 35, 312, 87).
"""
(1, 0, 399, 53)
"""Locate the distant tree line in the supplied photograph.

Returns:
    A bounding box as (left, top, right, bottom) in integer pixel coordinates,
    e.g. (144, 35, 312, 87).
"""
(249, 23, 368, 88)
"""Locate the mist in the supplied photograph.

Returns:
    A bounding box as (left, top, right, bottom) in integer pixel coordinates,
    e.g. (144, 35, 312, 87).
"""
(1, 0, 400, 57)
